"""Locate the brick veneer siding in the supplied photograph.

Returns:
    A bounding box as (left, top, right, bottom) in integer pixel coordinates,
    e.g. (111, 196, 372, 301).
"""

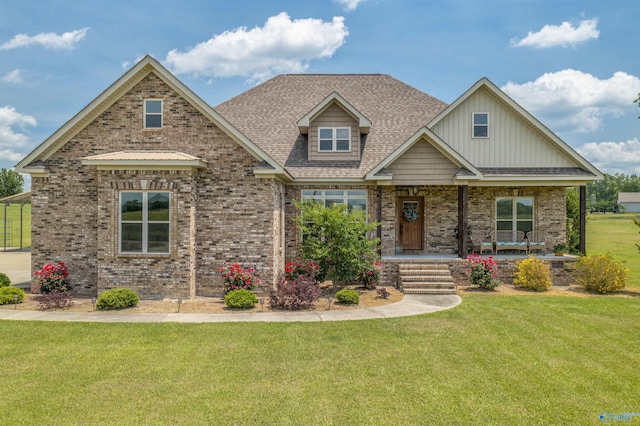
(31, 72, 281, 298)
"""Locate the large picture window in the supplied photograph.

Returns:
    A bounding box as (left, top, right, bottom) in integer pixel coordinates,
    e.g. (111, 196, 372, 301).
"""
(120, 192, 170, 254)
(496, 197, 533, 234)
(301, 189, 367, 212)
(318, 127, 351, 152)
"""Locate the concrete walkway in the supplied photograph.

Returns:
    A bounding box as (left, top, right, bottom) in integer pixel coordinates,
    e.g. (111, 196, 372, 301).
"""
(0, 294, 461, 323)
(0, 249, 461, 323)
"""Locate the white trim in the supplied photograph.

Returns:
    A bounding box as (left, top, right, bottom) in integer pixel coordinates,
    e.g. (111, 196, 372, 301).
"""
(318, 127, 351, 152)
(472, 112, 489, 138)
(119, 191, 171, 255)
(144, 99, 163, 129)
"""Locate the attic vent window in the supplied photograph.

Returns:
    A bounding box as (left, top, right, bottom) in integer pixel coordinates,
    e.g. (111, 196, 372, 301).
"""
(318, 127, 351, 152)
(144, 99, 163, 129)
(472, 113, 489, 138)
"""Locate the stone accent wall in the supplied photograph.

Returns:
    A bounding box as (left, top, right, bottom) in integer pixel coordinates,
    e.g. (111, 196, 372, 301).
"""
(31, 72, 280, 298)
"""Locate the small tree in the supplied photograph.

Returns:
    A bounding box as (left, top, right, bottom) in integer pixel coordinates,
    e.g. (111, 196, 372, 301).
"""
(634, 216, 640, 254)
(294, 200, 380, 289)
(0, 168, 24, 198)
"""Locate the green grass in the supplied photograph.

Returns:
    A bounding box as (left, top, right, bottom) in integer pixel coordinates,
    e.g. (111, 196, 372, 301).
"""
(587, 213, 640, 289)
(0, 203, 31, 248)
(1, 293, 639, 425)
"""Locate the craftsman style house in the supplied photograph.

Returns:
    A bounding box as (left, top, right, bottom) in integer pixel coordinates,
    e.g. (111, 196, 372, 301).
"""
(15, 56, 602, 298)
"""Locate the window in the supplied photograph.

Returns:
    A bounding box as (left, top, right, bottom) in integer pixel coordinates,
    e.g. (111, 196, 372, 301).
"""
(120, 192, 170, 254)
(496, 197, 533, 234)
(473, 113, 489, 138)
(144, 99, 163, 129)
(318, 127, 350, 152)
(301, 189, 367, 212)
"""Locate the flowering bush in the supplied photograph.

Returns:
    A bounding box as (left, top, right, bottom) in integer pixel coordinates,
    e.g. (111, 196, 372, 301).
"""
(33, 262, 70, 294)
(575, 253, 628, 294)
(284, 261, 319, 282)
(465, 254, 499, 290)
(217, 262, 262, 294)
(360, 260, 382, 289)
(513, 255, 552, 291)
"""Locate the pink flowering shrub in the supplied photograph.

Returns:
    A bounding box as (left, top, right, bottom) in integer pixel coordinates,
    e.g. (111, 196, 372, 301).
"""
(283, 261, 319, 282)
(217, 262, 261, 294)
(465, 254, 500, 290)
(33, 262, 71, 294)
(360, 260, 382, 289)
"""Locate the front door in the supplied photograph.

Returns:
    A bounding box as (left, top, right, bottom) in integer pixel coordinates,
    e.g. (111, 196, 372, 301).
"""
(398, 197, 424, 250)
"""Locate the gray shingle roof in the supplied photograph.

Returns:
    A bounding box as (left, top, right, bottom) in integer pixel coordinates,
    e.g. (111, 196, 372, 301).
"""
(214, 74, 448, 179)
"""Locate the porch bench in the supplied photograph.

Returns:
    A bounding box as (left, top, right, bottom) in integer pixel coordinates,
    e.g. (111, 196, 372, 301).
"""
(492, 230, 527, 254)
(526, 231, 546, 254)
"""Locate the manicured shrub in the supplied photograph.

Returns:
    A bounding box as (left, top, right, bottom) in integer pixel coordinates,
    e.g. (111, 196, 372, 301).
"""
(575, 253, 628, 294)
(335, 289, 359, 304)
(513, 255, 552, 292)
(0, 286, 25, 304)
(224, 289, 258, 309)
(465, 254, 500, 290)
(0, 272, 11, 287)
(35, 292, 74, 311)
(96, 288, 140, 310)
(33, 262, 71, 294)
(218, 262, 262, 293)
(269, 273, 321, 310)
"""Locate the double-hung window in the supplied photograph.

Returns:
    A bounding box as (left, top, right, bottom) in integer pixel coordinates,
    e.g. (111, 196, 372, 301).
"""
(472, 113, 489, 138)
(318, 127, 350, 152)
(144, 99, 163, 129)
(120, 192, 170, 254)
(496, 197, 533, 234)
(301, 189, 367, 212)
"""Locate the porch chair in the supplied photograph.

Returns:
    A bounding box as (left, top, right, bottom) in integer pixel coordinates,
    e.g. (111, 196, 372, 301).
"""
(526, 231, 547, 254)
(492, 230, 527, 254)
(473, 234, 494, 254)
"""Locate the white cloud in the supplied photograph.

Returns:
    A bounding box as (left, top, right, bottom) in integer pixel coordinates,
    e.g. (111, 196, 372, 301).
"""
(334, 0, 367, 11)
(0, 106, 36, 161)
(0, 27, 89, 51)
(577, 139, 640, 174)
(1, 69, 23, 84)
(502, 70, 640, 133)
(164, 12, 348, 82)
(511, 18, 599, 48)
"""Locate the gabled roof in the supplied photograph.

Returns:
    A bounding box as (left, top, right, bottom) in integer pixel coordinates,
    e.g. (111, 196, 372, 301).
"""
(215, 74, 448, 180)
(296, 91, 371, 134)
(618, 192, 640, 203)
(15, 55, 290, 179)
(366, 127, 482, 182)
(428, 77, 604, 180)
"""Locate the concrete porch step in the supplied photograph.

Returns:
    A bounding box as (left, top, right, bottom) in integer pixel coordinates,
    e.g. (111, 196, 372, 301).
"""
(403, 288, 458, 295)
(401, 282, 456, 289)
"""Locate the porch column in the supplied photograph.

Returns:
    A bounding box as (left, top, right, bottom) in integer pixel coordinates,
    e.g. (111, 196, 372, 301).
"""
(579, 185, 586, 255)
(458, 185, 469, 259)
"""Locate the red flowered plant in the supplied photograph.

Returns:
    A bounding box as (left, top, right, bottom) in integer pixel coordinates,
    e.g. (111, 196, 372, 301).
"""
(217, 262, 261, 294)
(360, 260, 382, 289)
(33, 262, 71, 294)
(465, 254, 499, 290)
(283, 261, 319, 282)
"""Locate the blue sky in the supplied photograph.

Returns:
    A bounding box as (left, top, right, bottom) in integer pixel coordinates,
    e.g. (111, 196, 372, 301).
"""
(1, 0, 639, 189)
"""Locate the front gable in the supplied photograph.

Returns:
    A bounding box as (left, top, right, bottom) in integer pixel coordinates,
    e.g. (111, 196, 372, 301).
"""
(386, 137, 461, 185)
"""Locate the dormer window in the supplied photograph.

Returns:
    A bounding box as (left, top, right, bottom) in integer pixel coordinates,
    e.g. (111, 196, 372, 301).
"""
(472, 113, 489, 138)
(144, 99, 163, 129)
(318, 127, 350, 152)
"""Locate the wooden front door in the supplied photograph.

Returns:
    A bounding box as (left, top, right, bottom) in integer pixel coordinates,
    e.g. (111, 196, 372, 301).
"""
(398, 197, 423, 250)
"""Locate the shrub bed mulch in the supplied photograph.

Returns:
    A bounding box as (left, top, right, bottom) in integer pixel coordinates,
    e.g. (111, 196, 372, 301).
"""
(1, 284, 403, 314)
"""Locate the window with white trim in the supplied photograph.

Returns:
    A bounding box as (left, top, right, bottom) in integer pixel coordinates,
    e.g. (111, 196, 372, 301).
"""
(144, 99, 163, 129)
(472, 113, 489, 138)
(301, 189, 367, 212)
(120, 192, 170, 254)
(496, 197, 533, 234)
(318, 127, 351, 152)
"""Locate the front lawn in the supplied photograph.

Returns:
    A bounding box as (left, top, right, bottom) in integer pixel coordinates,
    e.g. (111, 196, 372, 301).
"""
(1, 293, 638, 424)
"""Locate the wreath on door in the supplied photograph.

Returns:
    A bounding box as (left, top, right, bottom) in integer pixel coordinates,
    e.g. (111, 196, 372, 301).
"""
(403, 205, 419, 223)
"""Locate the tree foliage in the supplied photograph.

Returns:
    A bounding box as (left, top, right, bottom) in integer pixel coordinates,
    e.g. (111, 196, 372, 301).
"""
(587, 173, 640, 212)
(0, 168, 24, 199)
(566, 188, 580, 253)
(294, 200, 380, 288)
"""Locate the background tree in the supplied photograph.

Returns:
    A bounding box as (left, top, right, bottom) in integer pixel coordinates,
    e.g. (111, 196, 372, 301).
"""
(587, 173, 640, 212)
(294, 200, 380, 289)
(566, 188, 580, 254)
(0, 168, 24, 198)
(634, 216, 640, 254)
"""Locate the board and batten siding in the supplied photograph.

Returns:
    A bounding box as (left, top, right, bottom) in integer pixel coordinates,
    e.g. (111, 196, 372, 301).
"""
(308, 103, 360, 161)
(388, 138, 458, 185)
(430, 88, 575, 168)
